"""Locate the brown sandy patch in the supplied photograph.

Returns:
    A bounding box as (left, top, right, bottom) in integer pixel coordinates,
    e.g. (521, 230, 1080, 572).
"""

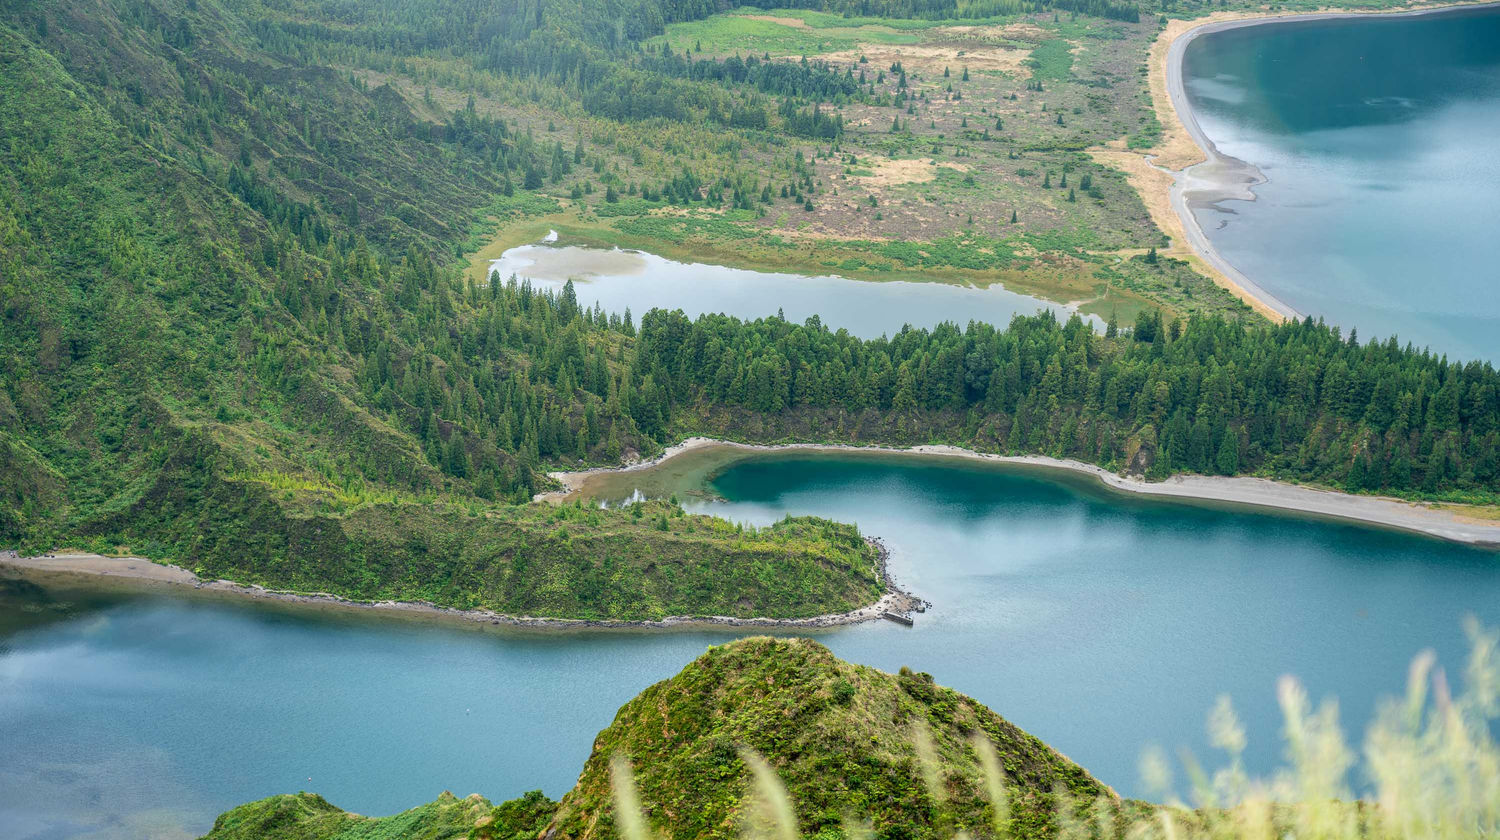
(3, 552, 200, 583)
(1089, 146, 1286, 322)
(780, 227, 894, 243)
(740, 13, 811, 28)
(651, 205, 724, 216)
(999, 22, 1049, 41)
(821, 35, 1030, 75)
(856, 156, 968, 187)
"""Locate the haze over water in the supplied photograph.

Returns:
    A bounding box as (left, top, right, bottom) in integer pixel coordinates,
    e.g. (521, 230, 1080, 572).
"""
(1182, 6, 1500, 362)
(489, 244, 1104, 340)
(6, 453, 1499, 839)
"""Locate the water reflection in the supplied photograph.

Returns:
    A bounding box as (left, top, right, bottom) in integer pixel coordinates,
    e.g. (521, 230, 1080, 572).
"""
(489, 242, 1103, 340)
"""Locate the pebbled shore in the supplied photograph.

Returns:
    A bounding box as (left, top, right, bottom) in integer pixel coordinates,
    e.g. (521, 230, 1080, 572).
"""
(0, 539, 921, 632)
(543, 437, 1500, 547)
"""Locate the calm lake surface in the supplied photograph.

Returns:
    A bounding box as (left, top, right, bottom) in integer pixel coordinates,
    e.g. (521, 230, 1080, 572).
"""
(5, 452, 1499, 839)
(488, 243, 1103, 339)
(1183, 6, 1500, 361)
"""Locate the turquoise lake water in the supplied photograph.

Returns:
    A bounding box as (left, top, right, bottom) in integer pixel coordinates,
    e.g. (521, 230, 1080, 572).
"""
(1183, 6, 1500, 361)
(5, 453, 1498, 838)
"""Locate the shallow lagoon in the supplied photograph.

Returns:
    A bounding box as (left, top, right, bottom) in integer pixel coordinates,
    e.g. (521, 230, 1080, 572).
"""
(488, 242, 1104, 339)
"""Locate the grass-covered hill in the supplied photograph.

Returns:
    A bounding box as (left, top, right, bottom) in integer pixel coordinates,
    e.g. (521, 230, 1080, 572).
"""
(200, 637, 1114, 840)
(198, 789, 554, 840)
(549, 637, 1110, 840)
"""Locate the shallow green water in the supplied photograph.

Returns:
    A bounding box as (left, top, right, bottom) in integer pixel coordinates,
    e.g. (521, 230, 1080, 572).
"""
(1183, 6, 1500, 361)
(5, 453, 1498, 838)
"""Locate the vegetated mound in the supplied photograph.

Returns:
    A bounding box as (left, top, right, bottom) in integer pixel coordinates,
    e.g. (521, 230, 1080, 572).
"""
(548, 636, 1111, 840)
(198, 639, 1113, 840)
(200, 789, 555, 840)
(86, 425, 885, 622)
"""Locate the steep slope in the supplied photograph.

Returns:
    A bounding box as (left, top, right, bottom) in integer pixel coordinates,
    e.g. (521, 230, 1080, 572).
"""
(199, 638, 1113, 840)
(0, 13, 881, 620)
(551, 637, 1110, 840)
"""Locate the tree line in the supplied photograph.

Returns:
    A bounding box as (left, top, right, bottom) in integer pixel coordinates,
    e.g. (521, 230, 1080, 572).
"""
(327, 259, 1500, 503)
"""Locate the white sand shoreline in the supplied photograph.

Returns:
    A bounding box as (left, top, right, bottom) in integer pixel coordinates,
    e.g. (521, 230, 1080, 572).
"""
(545, 437, 1500, 547)
(0, 540, 919, 631)
(1163, 20, 1300, 322)
(1156, 1, 1500, 324)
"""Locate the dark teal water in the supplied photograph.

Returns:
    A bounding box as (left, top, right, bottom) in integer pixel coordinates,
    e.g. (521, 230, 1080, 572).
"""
(1183, 6, 1500, 361)
(4, 453, 1499, 838)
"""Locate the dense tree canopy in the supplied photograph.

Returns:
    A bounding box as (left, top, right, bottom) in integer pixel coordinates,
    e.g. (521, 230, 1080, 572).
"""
(633, 308, 1500, 492)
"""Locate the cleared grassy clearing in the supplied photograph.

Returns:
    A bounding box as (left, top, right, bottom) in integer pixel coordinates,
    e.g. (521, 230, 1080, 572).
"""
(648, 11, 920, 56)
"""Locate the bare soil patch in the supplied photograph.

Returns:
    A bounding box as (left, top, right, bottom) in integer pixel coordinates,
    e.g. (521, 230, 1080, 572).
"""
(856, 156, 967, 187)
(740, 14, 812, 28)
(821, 30, 1031, 75)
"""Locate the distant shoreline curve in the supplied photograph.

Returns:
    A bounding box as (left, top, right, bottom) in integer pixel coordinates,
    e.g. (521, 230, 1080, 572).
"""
(545, 437, 1500, 547)
(1153, 0, 1500, 324)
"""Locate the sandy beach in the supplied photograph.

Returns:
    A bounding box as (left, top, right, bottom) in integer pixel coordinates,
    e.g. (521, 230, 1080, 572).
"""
(544, 437, 1500, 547)
(1119, 0, 1500, 324)
(0, 541, 920, 631)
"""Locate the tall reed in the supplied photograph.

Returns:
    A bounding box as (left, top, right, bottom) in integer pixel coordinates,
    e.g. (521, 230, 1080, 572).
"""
(607, 621, 1500, 839)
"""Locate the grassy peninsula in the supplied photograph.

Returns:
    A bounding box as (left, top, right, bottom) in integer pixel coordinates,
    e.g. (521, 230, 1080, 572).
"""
(120, 490, 885, 622)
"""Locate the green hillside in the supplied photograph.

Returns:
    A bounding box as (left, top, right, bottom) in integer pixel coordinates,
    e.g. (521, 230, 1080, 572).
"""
(200, 638, 1115, 840)
(198, 789, 554, 840)
(0, 1, 885, 619)
(549, 637, 1110, 840)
